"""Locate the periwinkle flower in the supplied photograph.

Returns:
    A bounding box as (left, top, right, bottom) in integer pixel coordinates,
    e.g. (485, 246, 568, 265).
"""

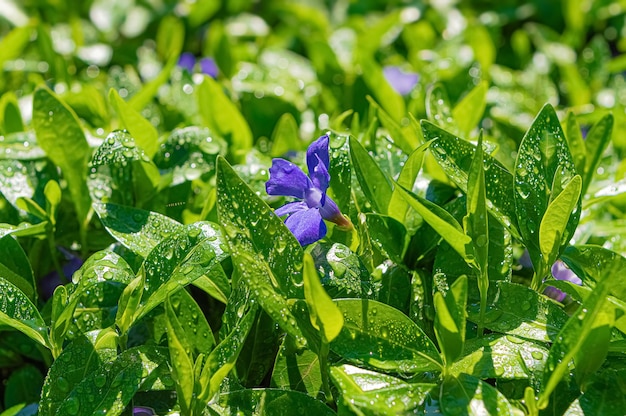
(133, 407, 156, 416)
(383, 65, 419, 96)
(544, 260, 582, 302)
(177, 53, 219, 78)
(266, 134, 352, 245)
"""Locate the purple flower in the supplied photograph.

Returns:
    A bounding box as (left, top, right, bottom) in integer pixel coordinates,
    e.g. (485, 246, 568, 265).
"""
(266, 134, 352, 245)
(383, 65, 419, 96)
(133, 407, 156, 416)
(544, 260, 582, 302)
(177, 54, 219, 78)
(178, 52, 196, 73)
(199, 57, 219, 78)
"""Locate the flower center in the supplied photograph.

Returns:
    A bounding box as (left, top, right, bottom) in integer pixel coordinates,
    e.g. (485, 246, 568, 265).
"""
(304, 187, 323, 208)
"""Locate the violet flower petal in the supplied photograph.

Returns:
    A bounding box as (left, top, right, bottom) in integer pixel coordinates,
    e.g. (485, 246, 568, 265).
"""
(309, 154, 330, 194)
(133, 407, 156, 416)
(306, 135, 330, 179)
(284, 207, 326, 246)
(543, 260, 582, 302)
(199, 57, 219, 78)
(178, 52, 196, 72)
(275, 201, 308, 217)
(383, 65, 419, 96)
(319, 195, 342, 221)
(266, 159, 311, 199)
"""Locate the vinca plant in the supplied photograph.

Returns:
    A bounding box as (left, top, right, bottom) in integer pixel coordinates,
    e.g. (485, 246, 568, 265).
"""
(1, 1, 626, 415)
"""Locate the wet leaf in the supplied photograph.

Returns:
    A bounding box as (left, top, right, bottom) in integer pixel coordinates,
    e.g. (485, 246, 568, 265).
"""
(331, 299, 442, 373)
(538, 255, 622, 409)
(440, 373, 517, 415)
(303, 252, 344, 342)
(451, 80, 488, 136)
(108, 89, 159, 157)
(208, 388, 336, 415)
(349, 136, 393, 214)
(271, 335, 322, 395)
(53, 345, 169, 416)
(0, 276, 47, 347)
(330, 364, 436, 415)
(87, 130, 160, 207)
(513, 104, 579, 271)
(423, 120, 520, 238)
(365, 214, 407, 264)
(467, 281, 569, 343)
(539, 175, 581, 266)
(32, 86, 91, 222)
(165, 295, 195, 415)
(434, 275, 467, 367)
(0, 235, 35, 301)
(387, 143, 428, 225)
(93, 202, 183, 257)
(582, 113, 613, 196)
(39, 329, 118, 416)
(450, 333, 548, 380)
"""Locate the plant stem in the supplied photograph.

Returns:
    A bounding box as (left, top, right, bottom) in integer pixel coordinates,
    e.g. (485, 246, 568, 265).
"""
(319, 336, 333, 404)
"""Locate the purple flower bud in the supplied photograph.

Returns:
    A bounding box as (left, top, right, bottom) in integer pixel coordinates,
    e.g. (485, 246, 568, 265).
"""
(543, 260, 582, 302)
(178, 52, 196, 72)
(133, 407, 156, 416)
(199, 57, 219, 78)
(383, 65, 419, 96)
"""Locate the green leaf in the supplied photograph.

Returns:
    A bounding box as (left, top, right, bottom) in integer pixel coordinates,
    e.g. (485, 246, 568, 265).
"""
(270, 113, 302, 157)
(271, 335, 322, 395)
(423, 120, 520, 238)
(359, 57, 405, 121)
(426, 83, 456, 133)
(165, 295, 195, 415)
(93, 202, 183, 257)
(452, 81, 488, 136)
(209, 388, 336, 416)
(450, 333, 548, 380)
(115, 270, 145, 336)
(303, 252, 344, 342)
(198, 306, 257, 401)
(88, 130, 160, 207)
(387, 143, 427, 224)
(349, 136, 394, 214)
(464, 132, 489, 273)
(395, 185, 473, 261)
(365, 214, 407, 264)
(0, 131, 44, 160)
(0, 235, 35, 301)
(155, 15, 184, 62)
(168, 289, 216, 355)
(39, 329, 118, 416)
(0, 25, 33, 73)
(564, 112, 586, 182)
(327, 133, 352, 214)
(216, 157, 303, 299)
(4, 364, 43, 408)
(366, 96, 419, 154)
(108, 90, 159, 157)
(538, 256, 622, 408)
(434, 275, 467, 367)
(467, 282, 569, 343)
(0, 92, 24, 134)
(128, 56, 179, 112)
(197, 77, 253, 161)
(331, 299, 442, 373)
(539, 175, 582, 265)
(582, 113, 613, 196)
(330, 364, 436, 415)
(513, 104, 579, 271)
(565, 369, 626, 416)
(0, 276, 47, 347)
(32, 86, 91, 222)
(53, 345, 169, 416)
(440, 373, 516, 415)
(44, 180, 61, 224)
(135, 222, 226, 322)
